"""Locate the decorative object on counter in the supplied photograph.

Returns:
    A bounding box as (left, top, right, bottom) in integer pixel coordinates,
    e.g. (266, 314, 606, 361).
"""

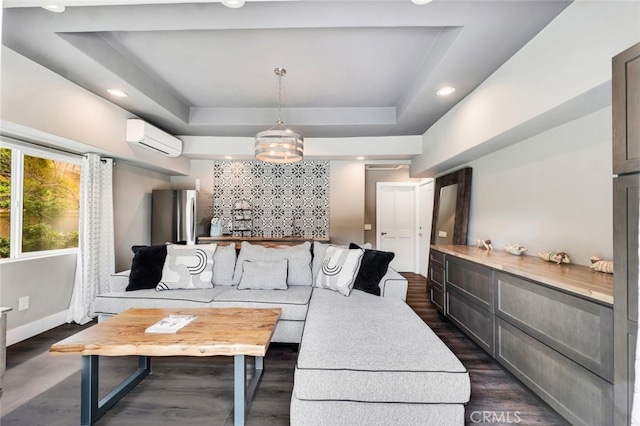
(590, 256, 614, 274)
(539, 251, 571, 264)
(476, 239, 493, 250)
(209, 218, 222, 237)
(234, 199, 251, 210)
(504, 242, 527, 256)
(232, 199, 252, 237)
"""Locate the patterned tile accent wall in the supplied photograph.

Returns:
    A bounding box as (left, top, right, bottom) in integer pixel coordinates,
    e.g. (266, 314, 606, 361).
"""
(211, 161, 330, 238)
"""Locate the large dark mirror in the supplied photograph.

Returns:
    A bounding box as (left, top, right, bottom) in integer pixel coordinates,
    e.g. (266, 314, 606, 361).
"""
(430, 167, 472, 246)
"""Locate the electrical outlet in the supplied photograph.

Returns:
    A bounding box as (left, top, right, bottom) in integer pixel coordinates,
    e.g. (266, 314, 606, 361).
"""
(18, 296, 29, 311)
(364, 224, 372, 231)
(438, 231, 447, 238)
(195, 178, 201, 191)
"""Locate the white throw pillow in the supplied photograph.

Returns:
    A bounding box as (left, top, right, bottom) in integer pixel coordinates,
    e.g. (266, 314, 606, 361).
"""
(238, 259, 288, 290)
(315, 245, 364, 297)
(157, 244, 217, 291)
(312, 242, 371, 284)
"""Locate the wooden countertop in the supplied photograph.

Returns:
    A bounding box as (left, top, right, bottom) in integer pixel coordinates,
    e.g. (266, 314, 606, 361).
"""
(431, 245, 614, 305)
(198, 236, 330, 247)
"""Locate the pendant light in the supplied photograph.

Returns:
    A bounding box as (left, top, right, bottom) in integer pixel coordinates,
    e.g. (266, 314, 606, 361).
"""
(254, 68, 304, 164)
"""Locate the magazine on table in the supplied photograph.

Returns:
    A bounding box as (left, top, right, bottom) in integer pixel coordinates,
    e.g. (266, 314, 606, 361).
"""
(145, 314, 197, 334)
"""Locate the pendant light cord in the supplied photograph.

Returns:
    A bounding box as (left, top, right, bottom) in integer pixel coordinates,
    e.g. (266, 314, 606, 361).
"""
(278, 71, 283, 124)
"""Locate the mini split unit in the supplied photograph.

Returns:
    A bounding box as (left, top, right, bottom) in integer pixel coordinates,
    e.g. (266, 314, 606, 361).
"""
(125, 119, 182, 157)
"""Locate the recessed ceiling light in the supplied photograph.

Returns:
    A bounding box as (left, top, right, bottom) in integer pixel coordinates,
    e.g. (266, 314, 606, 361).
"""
(221, 0, 245, 8)
(42, 5, 65, 13)
(436, 86, 456, 96)
(107, 89, 128, 98)
(411, 0, 433, 5)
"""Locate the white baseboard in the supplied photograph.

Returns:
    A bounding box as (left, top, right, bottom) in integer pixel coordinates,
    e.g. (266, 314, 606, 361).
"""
(7, 310, 68, 346)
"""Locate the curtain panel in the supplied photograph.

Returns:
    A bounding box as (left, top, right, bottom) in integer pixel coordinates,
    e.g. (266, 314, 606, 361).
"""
(66, 154, 115, 324)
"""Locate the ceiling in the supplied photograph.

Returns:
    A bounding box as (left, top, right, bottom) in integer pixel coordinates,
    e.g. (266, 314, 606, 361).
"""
(2, 0, 572, 139)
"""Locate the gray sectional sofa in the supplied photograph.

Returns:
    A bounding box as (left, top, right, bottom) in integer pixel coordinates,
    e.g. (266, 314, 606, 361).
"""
(93, 241, 470, 424)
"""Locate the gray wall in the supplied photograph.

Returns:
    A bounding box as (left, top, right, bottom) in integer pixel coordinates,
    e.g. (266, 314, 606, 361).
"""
(330, 161, 365, 245)
(0, 253, 76, 344)
(113, 162, 171, 272)
(463, 107, 612, 266)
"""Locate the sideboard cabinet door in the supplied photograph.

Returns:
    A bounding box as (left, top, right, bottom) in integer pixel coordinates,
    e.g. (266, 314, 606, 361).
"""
(614, 174, 640, 424)
(613, 42, 640, 174)
(496, 272, 613, 382)
(496, 318, 613, 426)
(428, 250, 446, 314)
(445, 256, 495, 355)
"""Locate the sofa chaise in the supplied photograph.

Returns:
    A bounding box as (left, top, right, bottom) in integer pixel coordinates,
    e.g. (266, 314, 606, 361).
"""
(93, 240, 470, 424)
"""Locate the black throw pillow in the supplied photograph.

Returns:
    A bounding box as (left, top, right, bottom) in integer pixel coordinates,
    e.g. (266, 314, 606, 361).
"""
(126, 244, 168, 291)
(349, 243, 395, 296)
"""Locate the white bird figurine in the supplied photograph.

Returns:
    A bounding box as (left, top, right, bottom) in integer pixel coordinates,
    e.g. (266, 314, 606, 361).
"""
(590, 256, 613, 274)
(539, 251, 570, 264)
(476, 239, 493, 250)
(505, 243, 527, 256)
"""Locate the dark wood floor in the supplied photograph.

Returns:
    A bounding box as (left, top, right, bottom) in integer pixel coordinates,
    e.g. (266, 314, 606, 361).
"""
(1, 273, 567, 425)
(404, 273, 568, 425)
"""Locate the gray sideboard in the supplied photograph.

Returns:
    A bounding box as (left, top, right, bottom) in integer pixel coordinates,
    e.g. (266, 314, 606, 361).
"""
(429, 245, 614, 426)
(427, 250, 445, 314)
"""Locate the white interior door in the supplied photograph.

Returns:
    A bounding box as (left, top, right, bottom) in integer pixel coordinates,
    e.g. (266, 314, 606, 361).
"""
(419, 180, 434, 278)
(376, 183, 418, 272)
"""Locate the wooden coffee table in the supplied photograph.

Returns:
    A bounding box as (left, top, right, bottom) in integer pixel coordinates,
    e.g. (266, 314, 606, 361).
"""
(50, 307, 281, 426)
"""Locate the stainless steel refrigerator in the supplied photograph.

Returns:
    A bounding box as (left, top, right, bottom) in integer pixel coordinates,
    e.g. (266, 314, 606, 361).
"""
(151, 189, 198, 245)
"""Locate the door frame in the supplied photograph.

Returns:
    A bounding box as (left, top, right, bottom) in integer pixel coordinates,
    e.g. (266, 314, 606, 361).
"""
(375, 182, 420, 273)
(418, 179, 434, 278)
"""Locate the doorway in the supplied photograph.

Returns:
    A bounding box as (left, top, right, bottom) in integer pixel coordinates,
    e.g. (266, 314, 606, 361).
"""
(376, 182, 418, 272)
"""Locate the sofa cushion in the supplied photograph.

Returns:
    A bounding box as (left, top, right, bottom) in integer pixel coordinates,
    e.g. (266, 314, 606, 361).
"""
(212, 243, 236, 286)
(349, 243, 395, 296)
(314, 246, 363, 297)
(157, 244, 216, 291)
(378, 268, 408, 301)
(295, 288, 470, 404)
(290, 397, 465, 426)
(233, 241, 312, 286)
(238, 259, 288, 290)
(212, 285, 312, 321)
(127, 245, 167, 291)
(94, 287, 226, 316)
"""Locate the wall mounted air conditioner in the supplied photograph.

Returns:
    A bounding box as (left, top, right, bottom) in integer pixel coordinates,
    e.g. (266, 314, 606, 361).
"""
(125, 119, 182, 157)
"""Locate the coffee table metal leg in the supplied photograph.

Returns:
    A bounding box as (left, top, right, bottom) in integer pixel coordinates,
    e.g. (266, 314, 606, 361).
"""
(80, 355, 151, 426)
(81, 355, 99, 426)
(233, 355, 264, 426)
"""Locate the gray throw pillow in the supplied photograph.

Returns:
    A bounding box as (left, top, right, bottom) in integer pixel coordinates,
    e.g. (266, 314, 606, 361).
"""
(157, 243, 216, 291)
(212, 243, 236, 285)
(238, 259, 288, 290)
(315, 245, 364, 297)
(232, 241, 312, 286)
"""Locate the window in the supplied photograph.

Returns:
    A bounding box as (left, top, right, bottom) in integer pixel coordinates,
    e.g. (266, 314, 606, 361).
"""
(0, 141, 81, 259)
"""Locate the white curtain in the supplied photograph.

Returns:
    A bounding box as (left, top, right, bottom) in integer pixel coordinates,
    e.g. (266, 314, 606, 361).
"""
(66, 154, 115, 325)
